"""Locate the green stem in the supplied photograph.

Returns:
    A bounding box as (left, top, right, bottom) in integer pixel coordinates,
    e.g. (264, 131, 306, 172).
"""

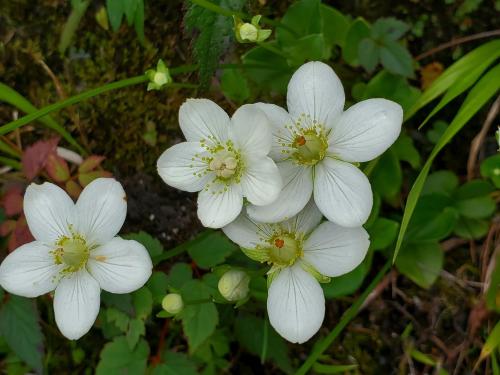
(0, 76, 197, 137)
(0, 156, 21, 170)
(296, 260, 391, 375)
(257, 42, 288, 58)
(0, 139, 21, 158)
(152, 229, 214, 264)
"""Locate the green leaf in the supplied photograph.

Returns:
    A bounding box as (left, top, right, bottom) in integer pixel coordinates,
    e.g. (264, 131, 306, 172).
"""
(188, 231, 237, 269)
(166, 263, 193, 289)
(147, 272, 169, 303)
(58, 0, 91, 54)
(395, 242, 443, 288)
(152, 352, 198, 375)
(480, 321, 500, 360)
(235, 313, 292, 373)
(322, 257, 370, 298)
(454, 217, 490, 239)
(372, 17, 409, 40)
(342, 18, 371, 65)
(180, 280, 219, 353)
(242, 44, 294, 94)
(0, 296, 44, 372)
(126, 319, 145, 349)
(96, 337, 149, 375)
(426, 120, 448, 144)
(392, 134, 421, 169)
(358, 38, 379, 72)
(185, 0, 245, 89)
(406, 194, 458, 242)
(221, 69, 249, 104)
(132, 287, 153, 320)
(379, 39, 414, 77)
(368, 218, 400, 250)
(123, 0, 138, 24)
(123, 231, 164, 262)
(480, 154, 500, 188)
(422, 170, 459, 196)
(133, 0, 145, 44)
(405, 39, 500, 120)
(107, 308, 130, 331)
(362, 70, 420, 113)
(106, 0, 124, 31)
(394, 62, 500, 261)
(486, 251, 500, 312)
(312, 363, 359, 374)
(371, 149, 402, 201)
(453, 180, 496, 219)
(284, 34, 328, 65)
(276, 0, 322, 47)
(319, 4, 350, 48)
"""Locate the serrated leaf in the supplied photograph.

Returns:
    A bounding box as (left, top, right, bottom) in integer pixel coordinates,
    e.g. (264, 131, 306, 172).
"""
(276, 0, 322, 47)
(371, 149, 402, 201)
(480, 154, 500, 188)
(392, 134, 421, 169)
(152, 352, 198, 375)
(166, 263, 193, 290)
(185, 0, 245, 89)
(132, 287, 153, 320)
(147, 272, 169, 303)
(358, 38, 379, 72)
(342, 17, 371, 65)
(0, 296, 44, 372)
(96, 337, 149, 375)
(126, 319, 145, 349)
(368, 218, 400, 250)
(320, 4, 350, 48)
(372, 17, 409, 40)
(221, 69, 249, 104)
(422, 170, 459, 196)
(454, 217, 490, 240)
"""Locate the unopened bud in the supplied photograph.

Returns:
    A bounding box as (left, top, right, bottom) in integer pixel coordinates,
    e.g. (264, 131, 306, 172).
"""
(218, 270, 250, 302)
(162, 293, 183, 314)
(145, 59, 172, 91)
(234, 15, 272, 44)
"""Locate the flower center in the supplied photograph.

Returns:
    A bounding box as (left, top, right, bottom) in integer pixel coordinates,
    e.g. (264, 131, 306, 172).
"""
(54, 236, 89, 272)
(209, 150, 239, 179)
(293, 130, 327, 165)
(269, 234, 301, 266)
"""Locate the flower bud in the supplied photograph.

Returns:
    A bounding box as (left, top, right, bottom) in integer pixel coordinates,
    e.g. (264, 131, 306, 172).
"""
(162, 293, 183, 314)
(218, 269, 250, 302)
(233, 15, 272, 44)
(145, 59, 172, 91)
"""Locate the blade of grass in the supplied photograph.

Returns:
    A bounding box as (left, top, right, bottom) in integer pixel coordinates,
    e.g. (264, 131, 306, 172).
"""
(394, 64, 500, 262)
(0, 156, 21, 170)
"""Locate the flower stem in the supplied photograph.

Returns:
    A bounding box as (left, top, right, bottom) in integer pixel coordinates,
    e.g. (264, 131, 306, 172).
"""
(0, 156, 21, 170)
(296, 260, 391, 375)
(257, 42, 289, 58)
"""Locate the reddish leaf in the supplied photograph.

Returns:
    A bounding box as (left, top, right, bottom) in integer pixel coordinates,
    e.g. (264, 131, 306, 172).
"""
(7, 217, 34, 252)
(78, 170, 112, 187)
(45, 153, 70, 183)
(65, 180, 82, 200)
(2, 186, 24, 216)
(0, 220, 17, 236)
(22, 138, 59, 180)
(78, 155, 106, 173)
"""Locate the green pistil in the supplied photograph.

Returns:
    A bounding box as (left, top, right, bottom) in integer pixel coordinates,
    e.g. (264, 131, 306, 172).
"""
(53, 236, 90, 273)
(293, 129, 327, 166)
(268, 234, 302, 267)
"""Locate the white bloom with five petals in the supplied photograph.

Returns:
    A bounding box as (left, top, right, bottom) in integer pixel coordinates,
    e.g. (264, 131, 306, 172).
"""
(0, 178, 153, 340)
(223, 201, 369, 343)
(247, 61, 403, 227)
(157, 99, 282, 228)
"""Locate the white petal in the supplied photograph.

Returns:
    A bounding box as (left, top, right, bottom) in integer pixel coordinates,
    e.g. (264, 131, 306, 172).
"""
(24, 182, 75, 243)
(157, 141, 214, 192)
(267, 263, 325, 343)
(252, 103, 294, 161)
(314, 159, 373, 227)
(287, 61, 345, 126)
(87, 237, 152, 294)
(197, 181, 243, 228)
(53, 270, 100, 340)
(0, 241, 61, 297)
(222, 211, 272, 249)
(303, 222, 370, 277)
(283, 199, 323, 236)
(328, 98, 403, 162)
(230, 104, 272, 156)
(247, 161, 312, 223)
(179, 99, 230, 144)
(241, 155, 282, 206)
(75, 178, 127, 246)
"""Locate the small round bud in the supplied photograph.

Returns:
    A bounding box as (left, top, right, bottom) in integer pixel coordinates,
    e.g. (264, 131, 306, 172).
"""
(239, 23, 259, 42)
(162, 293, 183, 314)
(218, 270, 250, 302)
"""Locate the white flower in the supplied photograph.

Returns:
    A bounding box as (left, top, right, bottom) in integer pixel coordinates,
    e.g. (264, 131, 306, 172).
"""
(0, 178, 153, 340)
(223, 201, 370, 343)
(157, 99, 282, 228)
(247, 61, 403, 227)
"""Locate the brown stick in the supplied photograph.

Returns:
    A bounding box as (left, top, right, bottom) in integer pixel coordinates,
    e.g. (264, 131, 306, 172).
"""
(467, 95, 500, 181)
(415, 30, 500, 61)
